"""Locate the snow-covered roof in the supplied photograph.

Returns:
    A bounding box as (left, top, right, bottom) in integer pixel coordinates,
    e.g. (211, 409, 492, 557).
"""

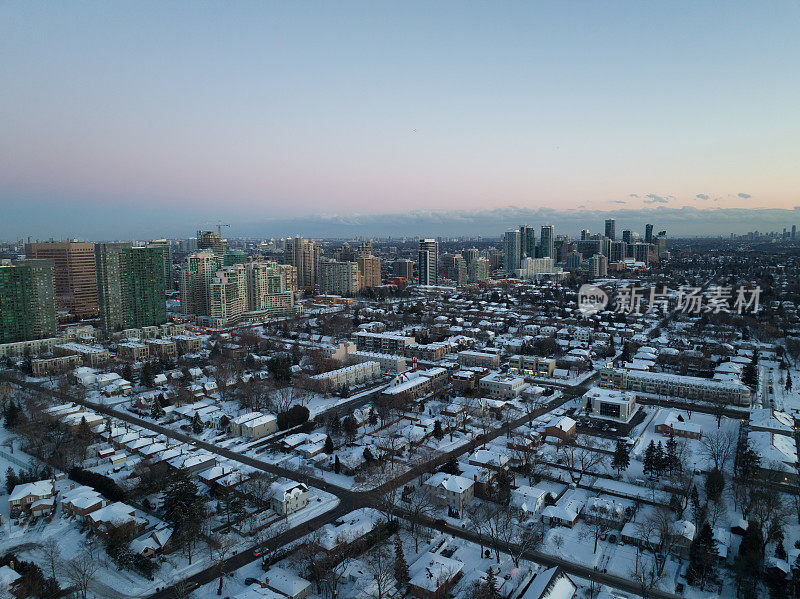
(10, 480, 53, 502)
(409, 552, 464, 592)
(264, 566, 312, 597)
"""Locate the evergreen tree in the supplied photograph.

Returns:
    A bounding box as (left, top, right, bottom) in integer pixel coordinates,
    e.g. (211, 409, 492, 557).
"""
(654, 441, 666, 476)
(440, 455, 460, 475)
(334, 455, 341, 474)
(786, 371, 792, 392)
(192, 413, 203, 434)
(324, 435, 334, 454)
(433, 420, 444, 440)
(643, 440, 656, 478)
(363, 447, 375, 463)
(3, 399, 20, 429)
(483, 567, 501, 599)
(5, 467, 18, 494)
(141, 362, 154, 388)
(368, 407, 378, 426)
(394, 537, 410, 589)
(735, 522, 764, 597)
(150, 401, 164, 420)
(686, 522, 718, 590)
(665, 432, 679, 475)
(611, 438, 630, 475)
(122, 362, 133, 382)
(742, 361, 758, 389)
(343, 415, 359, 442)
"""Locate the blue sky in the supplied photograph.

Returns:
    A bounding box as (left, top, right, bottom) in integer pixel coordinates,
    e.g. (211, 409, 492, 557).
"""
(1, 2, 799, 239)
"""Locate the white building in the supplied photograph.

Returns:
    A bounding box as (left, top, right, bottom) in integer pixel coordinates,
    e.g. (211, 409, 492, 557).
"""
(270, 481, 309, 516)
(582, 387, 638, 423)
(310, 361, 380, 391)
(423, 472, 475, 514)
(350, 350, 407, 373)
(479, 371, 529, 398)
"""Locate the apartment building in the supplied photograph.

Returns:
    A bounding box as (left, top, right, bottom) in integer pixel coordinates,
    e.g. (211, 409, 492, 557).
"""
(26, 241, 98, 317)
(600, 367, 751, 406)
(354, 331, 416, 354)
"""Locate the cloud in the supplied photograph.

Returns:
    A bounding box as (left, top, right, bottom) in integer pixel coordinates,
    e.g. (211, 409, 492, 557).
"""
(644, 194, 670, 204)
(696, 194, 710, 201)
(628, 194, 639, 198)
(738, 193, 751, 199)
(614, 200, 627, 204)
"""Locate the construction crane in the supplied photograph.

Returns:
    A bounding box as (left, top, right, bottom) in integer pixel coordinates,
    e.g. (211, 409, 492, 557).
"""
(201, 221, 230, 237)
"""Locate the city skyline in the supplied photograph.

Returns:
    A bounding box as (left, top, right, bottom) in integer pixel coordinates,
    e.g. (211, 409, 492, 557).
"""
(2, 2, 800, 239)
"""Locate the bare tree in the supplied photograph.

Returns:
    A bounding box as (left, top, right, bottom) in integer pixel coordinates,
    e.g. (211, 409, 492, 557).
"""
(363, 542, 394, 599)
(748, 478, 789, 554)
(638, 506, 678, 579)
(402, 485, 435, 552)
(699, 428, 736, 471)
(66, 551, 98, 599)
(559, 436, 608, 486)
(207, 532, 236, 596)
(40, 537, 61, 582)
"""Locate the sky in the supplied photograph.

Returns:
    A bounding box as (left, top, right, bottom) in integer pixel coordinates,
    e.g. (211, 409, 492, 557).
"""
(1, 2, 799, 239)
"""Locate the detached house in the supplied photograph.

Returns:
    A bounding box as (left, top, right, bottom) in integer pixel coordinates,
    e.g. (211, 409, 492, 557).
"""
(270, 481, 309, 516)
(422, 472, 474, 515)
(9, 480, 54, 518)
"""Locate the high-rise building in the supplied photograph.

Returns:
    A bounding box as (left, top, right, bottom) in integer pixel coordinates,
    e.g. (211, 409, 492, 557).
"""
(519, 225, 536, 259)
(622, 230, 634, 245)
(609, 241, 627, 262)
(319, 261, 360, 296)
(95, 244, 166, 334)
(633, 243, 650, 264)
(468, 257, 489, 282)
(197, 230, 228, 257)
(0, 259, 57, 343)
(25, 241, 98, 317)
(146, 239, 173, 292)
(286, 237, 320, 289)
(418, 239, 438, 285)
(245, 262, 296, 316)
(394, 259, 414, 280)
(581, 229, 590, 241)
(517, 257, 555, 279)
(503, 230, 521, 274)
(357, 255, 381, 289)
(644, 224, 654, 244)
(209, 265, 248, 327)
(590, 254, 608, 277)
(464, 248, 479, 265)
(604, 219, 616, 241)
(180, 252, 218, 317)
(793, 225, 797, 240)
(539, 226, 555, 259)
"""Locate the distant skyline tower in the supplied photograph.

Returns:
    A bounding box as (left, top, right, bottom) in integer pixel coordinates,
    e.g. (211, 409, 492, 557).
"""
(622, 229, 634, 245)
(645, 223, 654, 244)
(581, 229, 590, 241)
(519, 225, 536, 259)
(503, 230, 521, 273)
(604, 219, 616, 241)
(285, 237, 320, 289)
(539, 225, 555, 259)
(418, 238, 438, 285)
(793, 225, 797, 240)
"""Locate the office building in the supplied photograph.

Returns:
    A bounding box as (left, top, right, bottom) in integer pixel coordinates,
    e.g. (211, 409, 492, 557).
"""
(609, 241, 627, 263)
(319, 261, 360, 296)
(25, 241, 98, 317)
(622, 230, 634, 245)
(357, 255, 381, 289)
(180, 252, 218, 317)
(463, 248, 479, 265)
(539, 225, 555, 259)
(644, 224, 654, 244)
(0, 259, 57, 344)
(394, 259, 414, 280)
(286, 237, 320, 289)
(503, 230, 521, 274)
(418, 239, 438, 285)
(95, 244, 166, 334)
(633, 242, 650, 264)
(604, 219, 616, 241)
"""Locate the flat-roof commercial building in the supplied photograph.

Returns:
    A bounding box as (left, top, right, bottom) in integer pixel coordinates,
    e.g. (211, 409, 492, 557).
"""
(582, 387, 638, 423)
